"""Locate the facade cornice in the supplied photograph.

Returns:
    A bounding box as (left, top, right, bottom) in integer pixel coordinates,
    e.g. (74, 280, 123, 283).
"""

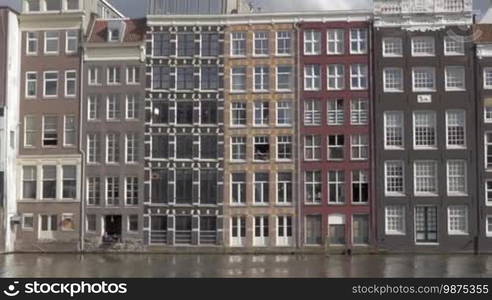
(19, 12, 85, 30)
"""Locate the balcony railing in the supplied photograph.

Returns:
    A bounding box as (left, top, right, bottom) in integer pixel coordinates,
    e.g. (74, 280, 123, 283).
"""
(374, 0, 471, 15)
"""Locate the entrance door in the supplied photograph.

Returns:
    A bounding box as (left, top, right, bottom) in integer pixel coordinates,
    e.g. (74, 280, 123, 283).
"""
(39, 215, 57, 240)
(306, 215, 322, 245)
(104, 215, 122, 242)
(353, 215, 369, 245)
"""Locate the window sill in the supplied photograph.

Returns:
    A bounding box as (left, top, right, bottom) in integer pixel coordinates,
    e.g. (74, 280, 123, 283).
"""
(384, 193, 406, 197)
(384, 90, 404, 93)
(413, 147, 438, 151)
(304, 203, 322, 206)
(385, 232, 406, 236)
(415, 242, 439, 246)
(412, 89, 436, 93)
(448, 232, 469, 236)
(275, 89, 293, 93)
(351, 202, 369, 205)
(328, 202, 346, 206)
(447, 193, 468, 197)
(414, 193, 439, 197)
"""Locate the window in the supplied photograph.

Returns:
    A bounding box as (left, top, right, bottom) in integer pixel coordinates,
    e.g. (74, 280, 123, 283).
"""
(351, 134, 368, 160)
(176, 135, 193, 159)
(352, 170, 368, 203)
(44, 31, 59, 54)
(304, 30, 321, 55)
(276, 66, 293, 90)
(485, 100, 492, 123)
(176, 170, 193, 204)
(109, 29, 120, 42)
(39, 215, 58, 239)
(22, 214, 34, 230)
(487, 216, 492, 237)
(328, 171, 345, 204)
(304, 135, 321, 160)
(63, 116, 76, 147)
(383, 68, 403, 92)
(445, 66, 465, 91)
(353, 215, 369, 245)
(277, 216, 293, 245)
(304, 100, 321, 125)
(305, 215, 322, 245)
(384, 111, 404, 149)
(276, 101, 292, 126)
(231, 137, 246, 161)
(350, 64, 368, 90)
(383, 37, 402, 57)
(128, 215, 139, 232)
(444, 36, 464, 55)
(23, 166, 37, 199)
(46, 0, 62, 10)
(26, 72, 37, 98)
(126, 133, 138, 163)
(328, 135, 344, 161)
(446, 110, 466, 148)
(254, 173, 269, 205)
(327, 29, 344, 54)
(42, 166, 56, 199)
(448, 206, 468, 235)
(87, 133, 100, 163)
(304, 65, 321, 91)
(65, 71, 76, 97)
(126, 95, 138, 120)
(176, 66, 194, 90)
(413, 111, 436, 149)
(254, 101, 269, 126)
(231, 102, 246, 126)
(254, 32, 269, 56)
(484, 68, 492, 89)
(201, 135, 217, 159)
(328, 215, 346, 244)
(412, 37, 435, 56)
(305, 171, 322, 204)
(24, 115, 36, 147)
(412, 67, 436, 91)
(385, 161, 405, 196)
(62, 166, 76, 199)
(152, 135, 168, 159)
(43, 71, 58, 97)
(201, 33, 220, 57)
(107, 67, 121, 85)
(43, 116, 58, 146)
(107, 95, 120, 120)
(201, 101, 217, 124)
(486, 133, 492, 169)
(26, 32, 38, 55)
(327, 99, 344, 125)
(66, 30, 78, 54)
(176, 101, 193, 124)
(414, 161, 438, 196)
(177, 33, 194, 56)
(351, 99, 368, 125)
(276, 31, 292, 55)
(277, 136, 293, 160)
(231, 32, 246, 56)
(152, 102, 169, 124)
(350, 29, 367, 54)
(126, 66, 140, 84)
(126, 177, 139, 206)
(88, 67, 100, 85)
(254, 216, 269, 245)
(385, 206, 405, 235)
(153, 32, 174, 57)
(151, 170, 168, 204)
(487, 181, 492, 205)
(231, 66, 246, 91)
(254, 66, 269, 91)
(201, 66, 219, 90)
(231, 173, 246, 204)
(277, 173, 292, 204)
(327, 65, 345, 90)
(88, 96, 99, 121)
(415, 206, 438, 243)
(67, 0, 79, 10)
(200, 170, 217, 204)
(106, 177, 119, 206)
(106, 133, 120, 163)
(254, 136, 270, 161)
(87, 177, 100, 206)
(231, 216, 246, 246)
(26, 0, 40, 11)
(447, 160, 467, 195)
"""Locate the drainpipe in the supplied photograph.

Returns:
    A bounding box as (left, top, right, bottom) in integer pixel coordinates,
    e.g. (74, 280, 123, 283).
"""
(472, 15, 480, 255)
(369, 20, 377, 252)
(295, 22, 302, 250)
(78, 38, 86, 253)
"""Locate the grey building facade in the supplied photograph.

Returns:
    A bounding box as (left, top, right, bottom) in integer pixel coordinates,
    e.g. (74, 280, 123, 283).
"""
(373, 0, 477, 252)
(82, 18, 146, 250)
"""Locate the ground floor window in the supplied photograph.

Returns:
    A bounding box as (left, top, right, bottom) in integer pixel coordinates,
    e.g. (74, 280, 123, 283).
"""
(328, 214, 346, 245)
(353, 215, 369, 245)
(305, 215, 322, 245)
(415, 206, 438, 244)
(150, 216, 167, 244)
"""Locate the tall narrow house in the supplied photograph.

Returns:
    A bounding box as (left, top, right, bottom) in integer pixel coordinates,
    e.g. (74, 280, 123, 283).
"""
(373, 0, 477, 252)
(144, 0, 247, 247)
(0, 7, 20, 253)
(82, 18, 146, 250)
(299, 13, 372, 252)
(16, 0, 122, 251)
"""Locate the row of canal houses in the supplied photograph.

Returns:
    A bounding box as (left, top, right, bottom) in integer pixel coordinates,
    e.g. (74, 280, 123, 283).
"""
(0, 0, 492, 253)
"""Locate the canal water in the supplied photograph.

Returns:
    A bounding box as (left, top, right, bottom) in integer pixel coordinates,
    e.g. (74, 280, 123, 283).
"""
(1, 254, 492, 277)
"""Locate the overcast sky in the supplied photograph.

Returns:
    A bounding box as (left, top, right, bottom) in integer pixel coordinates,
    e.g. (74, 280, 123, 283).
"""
(0, 0, 491, 21)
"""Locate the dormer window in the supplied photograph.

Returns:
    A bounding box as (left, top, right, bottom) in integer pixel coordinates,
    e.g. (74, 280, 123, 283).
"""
(26, 0, 40, 12)
(109, 29, 120, 42)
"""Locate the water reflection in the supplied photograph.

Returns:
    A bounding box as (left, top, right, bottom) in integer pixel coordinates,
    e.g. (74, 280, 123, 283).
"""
(1, 254, 492, 277)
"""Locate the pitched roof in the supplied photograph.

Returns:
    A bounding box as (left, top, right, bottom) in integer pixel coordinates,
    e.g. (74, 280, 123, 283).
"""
(88, 18, 146, 43)
(474, 24, 492, 44)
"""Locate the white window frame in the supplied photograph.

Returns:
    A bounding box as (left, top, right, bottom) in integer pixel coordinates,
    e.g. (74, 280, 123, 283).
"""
(327, 99, 344, 126)
(350, 99, 368, 125)
(63, 115, 76, 147)
(304, 100, 321, 126)
(64, 70, 77, 98)
(88, 67, 100, 86)
(304, 30, 321, 55)
(230, 136, 247, 161)
(444, 36, 465, 56)
(231, 66, 247, 92)
(327, 29, 344, 55)
(126, 66, 140, 85)
(43, 71, 58, 98)
(327, 64, 345, 90)
(304, 64, 321, 91)
(126, 133, 137, 163)
(276, 101, 292, 126)
(304, 135, 321, 161)
(230, 32, 246, 57)
(414, 160, 438, 196)
(25, 71, 37, 98)
(350, 134, 368, 161)
(384, 161, 405, 196)
(276, 65, 293, 91)
(44, 31, 59, 55)
(446, 160, 467, 196)
(107, 66, 121, 85)
(487, 216, 492, 237)
(22, 213, 34, 231)
(412, 67, 436, 92)
(484, 68, 492, 89)
(413, 111, 437, 149)
(350, 64, 368, 90)
(382, 37, 403, 57)
(445, 110, 466, 149)
(253, 31, 269, 56)
(65, 30, 78, 54)
(383, 67, 404, 92)
(276, 31, 292, 56)
(445, 66, 465, 91)
(349, 28, 368, 54)
(276, 136, 292, 161)
(26, 32, 38, 55)
(447, 206, 468, 235)
(126, 94, 137, 120)
(253, 66, 269, 92)
(384, 111, 404, 150)
(385, 206, 406, 235)
(411, 36, 435, 57)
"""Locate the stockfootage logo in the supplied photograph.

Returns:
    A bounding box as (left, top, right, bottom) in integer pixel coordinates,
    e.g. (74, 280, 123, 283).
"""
(3, 281, 20, 297)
